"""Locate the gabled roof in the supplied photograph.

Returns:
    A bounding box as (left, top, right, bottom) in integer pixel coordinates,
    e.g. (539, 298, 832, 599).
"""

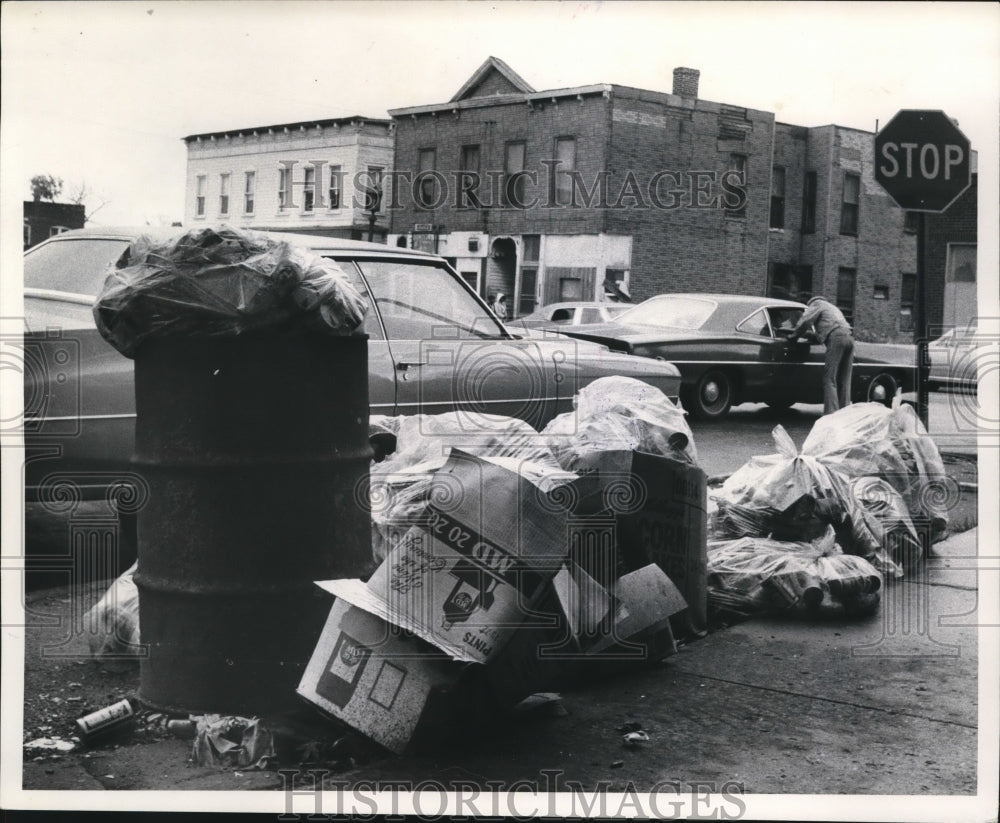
(449, 56, 535, 102)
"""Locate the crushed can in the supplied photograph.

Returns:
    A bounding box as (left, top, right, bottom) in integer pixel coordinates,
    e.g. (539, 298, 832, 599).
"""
(75, 698, 136, 745)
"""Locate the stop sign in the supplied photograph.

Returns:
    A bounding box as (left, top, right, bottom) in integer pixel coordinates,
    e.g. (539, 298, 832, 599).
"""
(874, 110, 971, 212)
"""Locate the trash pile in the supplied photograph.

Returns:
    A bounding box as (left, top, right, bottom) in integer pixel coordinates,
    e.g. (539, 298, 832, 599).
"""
(707, 399, 948, 619)
(298, 377, 707, 754)
(94, 225, 367, 356)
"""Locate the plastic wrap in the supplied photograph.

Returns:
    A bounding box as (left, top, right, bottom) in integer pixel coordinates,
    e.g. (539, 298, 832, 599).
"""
(369, 413, 572, 563)
(85, 562, 141, 657)
(801, 399, 949, 537)
(542, 375, 697, 466)
(851, 476, 923, 574)
(707, 529, 882, 618)
(94, 226, 368, 357)
(712, 426, 885, 564)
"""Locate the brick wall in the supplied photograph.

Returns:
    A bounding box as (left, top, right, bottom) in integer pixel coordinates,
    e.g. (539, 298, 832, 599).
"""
(23, 201, 86, 248)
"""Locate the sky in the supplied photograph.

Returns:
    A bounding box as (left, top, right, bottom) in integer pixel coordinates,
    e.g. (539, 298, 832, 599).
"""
(2, 1, 998, 228)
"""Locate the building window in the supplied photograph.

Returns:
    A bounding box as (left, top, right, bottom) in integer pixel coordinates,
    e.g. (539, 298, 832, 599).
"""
(769, 166, 785, 229)
(195, 175, 206, 217)
(836, 267, 856, 325)
(768, 262, 813, 301)
(504, 141, 527, 207)
(278, 166, 291, 210)
(873, 285, 889, 300)
(23, 220, 31, 248)
(726, 154, 747, 218)
(801, 171, 816, 233)
(49, 225, 69, 237)
(551, 137, 576, 206)
(519, 234, 540, 316)
(840, 173, 860, 236)
(219, 173, 230, 216)
(364, 166, 384, 213)
(458, 144, 481, 208)
(903, 211, 919, 233)
(302, 166, 315, 212)
(328, 165, 342, 209)
(244, 171, 255, 214)
(417, 148, 438, 209)
(900, 273, 916, 331)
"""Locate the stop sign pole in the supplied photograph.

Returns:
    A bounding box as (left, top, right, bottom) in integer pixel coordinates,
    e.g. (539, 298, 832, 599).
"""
(874, 110, 972, 427)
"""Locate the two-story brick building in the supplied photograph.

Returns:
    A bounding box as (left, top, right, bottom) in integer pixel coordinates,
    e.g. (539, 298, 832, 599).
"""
(182, 116, 394, 241)
(386, 57, 963, 342)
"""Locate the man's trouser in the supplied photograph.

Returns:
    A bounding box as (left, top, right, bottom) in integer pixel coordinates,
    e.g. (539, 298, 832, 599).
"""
(823, 327, 854, 414)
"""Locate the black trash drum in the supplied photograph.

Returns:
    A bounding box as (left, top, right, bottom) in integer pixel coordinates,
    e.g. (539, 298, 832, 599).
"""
(133, 332, 372, 715)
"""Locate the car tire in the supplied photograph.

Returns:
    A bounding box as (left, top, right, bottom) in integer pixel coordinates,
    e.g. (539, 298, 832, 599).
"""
(867, 372, 898, 406)
(687, 370, 733, 419)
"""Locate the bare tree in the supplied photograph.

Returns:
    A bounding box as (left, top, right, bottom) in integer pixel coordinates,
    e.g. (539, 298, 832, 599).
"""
(68, 181, 109, 223)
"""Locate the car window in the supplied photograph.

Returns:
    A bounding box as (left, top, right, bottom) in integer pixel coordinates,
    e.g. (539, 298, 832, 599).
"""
(736, 308, 771, 337)
(615, 296, 715, 329)
(607, 305, 630, 319)
(767, 307, 803, 334)
(356, 260, 504, 340)
(580, 308, 602, 324)
(550, 308, 573, 323)
(24, 237, 131, 295)
(333, 260, 384, 341)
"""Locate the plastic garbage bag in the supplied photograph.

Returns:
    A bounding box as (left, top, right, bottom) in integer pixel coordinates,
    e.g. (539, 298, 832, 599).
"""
(851, 476, 923, 574)
(712, 426, 898, 576)
(191, 715, 276, 769)
(85, 562, 141, 657)
(94, 226, 367, 357)
(369, 413, 572, 563)
(542, 376, 697, 467)
(707, 529, 882, 618)
(801, 399, 949, 538)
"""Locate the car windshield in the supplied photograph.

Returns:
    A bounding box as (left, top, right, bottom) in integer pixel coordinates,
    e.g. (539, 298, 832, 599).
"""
(614, 295, 716, 330)
(24, 237, 131, 295)
(356, 260, 506, 340)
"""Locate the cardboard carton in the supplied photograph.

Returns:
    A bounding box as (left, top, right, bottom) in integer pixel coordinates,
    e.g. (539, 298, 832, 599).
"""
(568, 450, 708, 635)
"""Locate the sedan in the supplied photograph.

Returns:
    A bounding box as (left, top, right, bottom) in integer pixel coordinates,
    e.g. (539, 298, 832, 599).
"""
(515, 301, 632, 329)
(927, 325, 995, 393)
(549, 292, 915, 419)
(20, 227, 681, 505)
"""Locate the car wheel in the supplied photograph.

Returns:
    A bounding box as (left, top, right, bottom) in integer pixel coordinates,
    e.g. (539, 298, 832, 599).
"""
(688, 370, 733, 419)
(867, 373, 898, 406)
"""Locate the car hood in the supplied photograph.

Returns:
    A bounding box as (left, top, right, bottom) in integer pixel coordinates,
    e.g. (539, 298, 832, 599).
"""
(548, 322, 706, 351)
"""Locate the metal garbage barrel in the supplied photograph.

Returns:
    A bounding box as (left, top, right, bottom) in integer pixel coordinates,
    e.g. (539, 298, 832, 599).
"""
(132, 331, 373, 716)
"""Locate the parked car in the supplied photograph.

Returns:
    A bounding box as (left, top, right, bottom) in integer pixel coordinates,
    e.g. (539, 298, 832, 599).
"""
(21, 227, 681, 505)
(516, 301, 632, 329)
(548, 292, 915, 419)
(927, 325, 994, 394)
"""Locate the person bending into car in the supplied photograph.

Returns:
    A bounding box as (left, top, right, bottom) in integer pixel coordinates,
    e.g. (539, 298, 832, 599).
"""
(792, 295, 854, 414)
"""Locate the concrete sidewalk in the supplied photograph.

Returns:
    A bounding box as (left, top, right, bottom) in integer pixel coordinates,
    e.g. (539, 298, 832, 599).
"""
(19, 527, 982, 796)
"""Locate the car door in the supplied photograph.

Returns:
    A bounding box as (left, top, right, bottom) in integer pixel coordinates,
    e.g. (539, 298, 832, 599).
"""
(766, 305, 824, 402)
(732, 308, 789, 395)
(354, 258, 561, 431)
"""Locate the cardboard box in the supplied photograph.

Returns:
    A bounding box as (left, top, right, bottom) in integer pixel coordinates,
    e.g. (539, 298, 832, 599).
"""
(585, 563, 687, 661)
(300, 450, 584, 751)
(568, 450, 708, 635)
(296, 591, 479, 754)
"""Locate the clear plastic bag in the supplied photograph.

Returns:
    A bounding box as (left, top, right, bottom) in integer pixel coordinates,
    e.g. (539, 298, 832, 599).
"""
(542, 375, 697, 466)
(801, 399, 949, 537)
(713, 425, 884, 559)
(86, 562, 141, 657)
(369, 413, 571, 563)
(707, 529, 882, 618)
(851, 476, 923, 574)
(94, 226, 367, 357)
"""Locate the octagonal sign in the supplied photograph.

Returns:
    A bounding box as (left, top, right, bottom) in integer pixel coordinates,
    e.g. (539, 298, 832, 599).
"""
(875, 110, 971, 212)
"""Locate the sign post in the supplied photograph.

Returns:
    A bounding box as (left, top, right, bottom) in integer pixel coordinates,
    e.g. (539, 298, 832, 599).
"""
(874, 110, 972, 427)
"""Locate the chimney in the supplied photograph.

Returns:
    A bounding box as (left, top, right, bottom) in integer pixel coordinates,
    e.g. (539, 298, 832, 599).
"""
(673, 67, 700, 99)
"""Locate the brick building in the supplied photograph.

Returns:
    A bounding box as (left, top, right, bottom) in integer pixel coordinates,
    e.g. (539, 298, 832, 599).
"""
(386, 57, 970, 342)
(183, 116, 394, 241)
(924, 171, 978, 334)
(23, 200, 86, 249)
